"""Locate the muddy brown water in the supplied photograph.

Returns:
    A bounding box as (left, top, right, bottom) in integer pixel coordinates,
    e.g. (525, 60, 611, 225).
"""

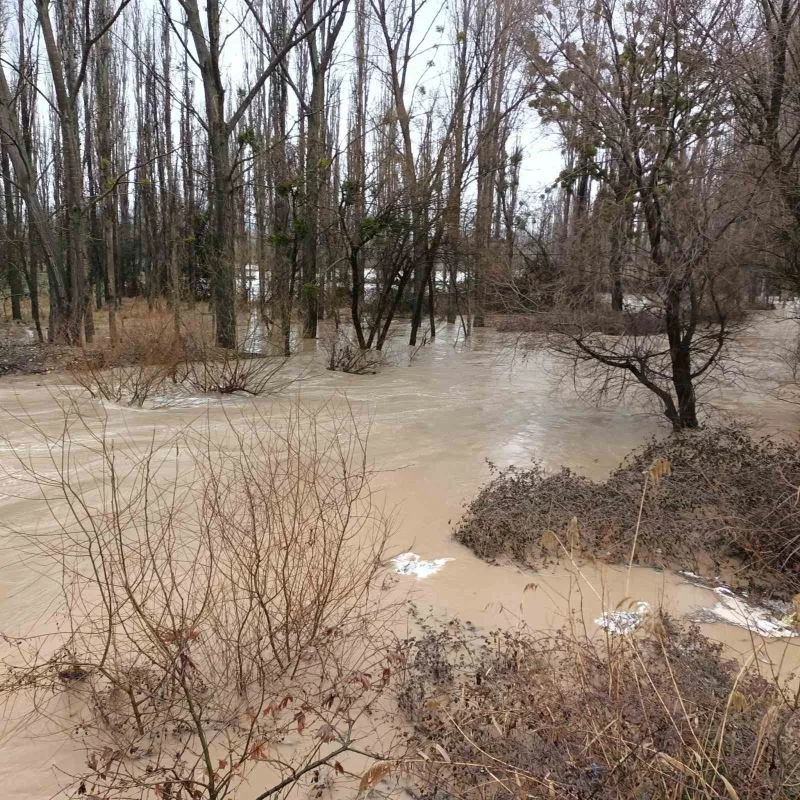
(0, 311, 799, 798)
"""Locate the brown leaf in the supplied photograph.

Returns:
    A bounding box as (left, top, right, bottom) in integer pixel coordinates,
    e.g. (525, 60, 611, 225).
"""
(358, 762, 394, 792)
(249, 741, 268, 761)
(350, 672, 372, 689)
(316, 723, 336, 743)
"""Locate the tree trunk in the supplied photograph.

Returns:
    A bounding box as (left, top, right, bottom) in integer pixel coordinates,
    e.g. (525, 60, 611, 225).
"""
(302, 70, 325, 339)
(1, 148, 23, 320)
(0, 63, 68, 340)
(36, 0, 89, 344)
(664, 281, 698, 429)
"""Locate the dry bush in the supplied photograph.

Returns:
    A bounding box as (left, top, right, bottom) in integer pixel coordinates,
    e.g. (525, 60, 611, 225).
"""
(73, 319, 293, 402)
(0, 401, 395, 799)
(176, 332, 291, 395)
(399, 617, 800, 799)
(174, 325, 295, 395)
(71, 316, 187, 405)
(455, 427, 800, 599)
(323, 330, 387, 375)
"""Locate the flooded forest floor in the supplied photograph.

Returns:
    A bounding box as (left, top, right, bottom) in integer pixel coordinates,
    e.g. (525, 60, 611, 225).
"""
(0, 303, 799, 798)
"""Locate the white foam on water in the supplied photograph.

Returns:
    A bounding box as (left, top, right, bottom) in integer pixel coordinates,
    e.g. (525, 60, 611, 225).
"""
(705, 587, 797, 638)
(392, 552, 454, 579)
(595, 601, 651, 635)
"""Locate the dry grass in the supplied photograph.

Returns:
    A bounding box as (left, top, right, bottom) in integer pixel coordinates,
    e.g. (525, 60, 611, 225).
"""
(71, 312, 292, 404)
(399, 616, 800, 799)
(455, 427, 800, 600)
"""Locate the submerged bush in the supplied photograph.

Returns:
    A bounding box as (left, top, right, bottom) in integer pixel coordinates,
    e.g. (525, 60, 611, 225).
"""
(323, 329, 387, 374)
(400, 618, 800, 799)
(455, 426, 800, 598)
(71, 315, 186, 405)
(175, 333, 290, 394)
(0, 402, 393, 799)
(73, 319, 292, 404)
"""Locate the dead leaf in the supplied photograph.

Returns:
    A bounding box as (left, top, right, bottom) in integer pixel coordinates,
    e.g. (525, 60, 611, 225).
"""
(358, 762, 394, 792)
(566, 516, 580, 549)
(249, 741, 268, 761)
(432, 743, 451, 763)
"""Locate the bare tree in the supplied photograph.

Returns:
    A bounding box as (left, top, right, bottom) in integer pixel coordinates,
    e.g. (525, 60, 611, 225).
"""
(528, 0, 748, 429)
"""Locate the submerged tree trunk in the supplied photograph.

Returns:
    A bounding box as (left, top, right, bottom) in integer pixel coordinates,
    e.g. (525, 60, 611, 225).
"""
(96, 0, 118, 347)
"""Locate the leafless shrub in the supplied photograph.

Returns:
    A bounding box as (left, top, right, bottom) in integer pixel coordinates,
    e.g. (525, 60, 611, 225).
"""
(71, 316, 186, 406)
(400, 617, 800, 799)
(0, 401, 396, 799)
(455, 427, 800, 599)
(176, 331, 291, 395)
(323, 330, 387, 375)
(407, 327, 431, 365)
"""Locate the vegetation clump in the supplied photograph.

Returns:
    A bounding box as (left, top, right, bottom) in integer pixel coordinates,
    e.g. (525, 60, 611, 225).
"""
(71, 315, 186, 405)
(175, 331, 290, 395)
(455, 427, 800, 599)
(494, 307, 669, 337)
(324, 329, 387, 375)
(72, 316, 291, 405)
(400, 618, 800, 799)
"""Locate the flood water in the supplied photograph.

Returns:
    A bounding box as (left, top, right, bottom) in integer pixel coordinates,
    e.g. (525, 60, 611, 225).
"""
(0, 310, 799, 798)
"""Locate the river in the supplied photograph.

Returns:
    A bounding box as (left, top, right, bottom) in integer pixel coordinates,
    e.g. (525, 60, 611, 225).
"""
(0, 310, 798, 798)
